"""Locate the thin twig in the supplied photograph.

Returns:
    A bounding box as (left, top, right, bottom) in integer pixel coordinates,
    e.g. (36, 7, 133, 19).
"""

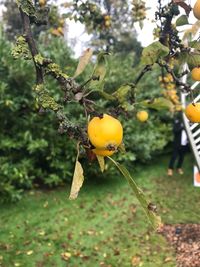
(19, 7, 89, 146)
(134, 65, 152, 85)
(157, 61, 191, 92)
(19, 8, 43, 85)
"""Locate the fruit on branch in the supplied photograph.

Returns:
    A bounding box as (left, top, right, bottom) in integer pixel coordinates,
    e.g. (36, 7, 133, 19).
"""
(50, 27, 64, 37)
(193, 0, 200, 20)
(159, 73, 181, 111)
(39, 0, 46, 7)
(88, 114, 123, 151)
(136, 110, 148, 122)
(191, 67, 200, 81)
(185, 102, 200, 122)
(104, 15, 111, 28)
(57, 27, 64, 36)
(92, 148, 115, 157)
(104, 20, 111, 28)
(132, 0, 146, 22)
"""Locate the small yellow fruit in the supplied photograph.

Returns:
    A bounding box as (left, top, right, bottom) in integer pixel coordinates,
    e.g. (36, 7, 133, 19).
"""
(50, 28, 60, 36)
(105, 20, 111, 27)
(136, 111, 149, 122)
(193, 0, 200, 20)
(191, 67, 200, 81)
(92, 148, 115, 157)
(104, 15, 110, 21)
(39, 0, 46, 7)
(57, 27, 64, 36)
(59, 19, 65, 27)
(88, 114, 123, 150)
(185, 102, 200, 122)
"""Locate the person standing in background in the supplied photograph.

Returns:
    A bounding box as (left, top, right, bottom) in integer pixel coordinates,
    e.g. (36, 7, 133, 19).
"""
(167, 113, 188, 176)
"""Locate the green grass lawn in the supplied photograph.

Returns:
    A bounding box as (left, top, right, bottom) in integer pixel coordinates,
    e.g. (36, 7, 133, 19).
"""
(0, 154, 200, 267)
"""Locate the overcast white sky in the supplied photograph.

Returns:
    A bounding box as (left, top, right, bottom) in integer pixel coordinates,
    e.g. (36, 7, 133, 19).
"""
(0, 0, 198, 57)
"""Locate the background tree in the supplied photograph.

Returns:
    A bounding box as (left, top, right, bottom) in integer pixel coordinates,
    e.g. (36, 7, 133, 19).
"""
(1, 0, 65, 40)
(64, 0, 143, 63)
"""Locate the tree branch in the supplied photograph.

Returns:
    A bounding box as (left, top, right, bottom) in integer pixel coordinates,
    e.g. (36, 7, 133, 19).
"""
(134, 65, 152, 85)
(19, 7, 89, 147)
(157, 61, 191, 92)
(19, 8, 43, 84)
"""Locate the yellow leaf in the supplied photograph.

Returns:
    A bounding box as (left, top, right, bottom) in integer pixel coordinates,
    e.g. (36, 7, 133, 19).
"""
(26, 250, 33, 255)
(69, 161, 84, 200)
(164, 257, 172, 263)
(61, 252, 71, 261)
(14, 263, 21, 267)
(74, 48, 93, 78)
(131, 255, 141, 266)
(69, 142, 84, 200)
(0, 256, 3, 260)
(96, 155, 105, 172)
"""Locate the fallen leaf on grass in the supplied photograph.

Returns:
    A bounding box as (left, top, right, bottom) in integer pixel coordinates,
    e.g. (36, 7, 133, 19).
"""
(16, 251, 22, 255)
(67, 233, 73, 240)
(61, 252, 71, 261)
(131, 255, 142, 266)
(113, 248, 120, 256)
(38, 230, 45, 236)
(164, 257, 172, 263)
(26, 250, 33, 255)
(87, 230, 96, 236)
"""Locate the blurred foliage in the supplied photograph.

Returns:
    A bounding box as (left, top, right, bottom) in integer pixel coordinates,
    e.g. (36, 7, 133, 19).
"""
(1, 0, 23, 40)
(2, 0, 65, 40)
(0, 31, 79, 202)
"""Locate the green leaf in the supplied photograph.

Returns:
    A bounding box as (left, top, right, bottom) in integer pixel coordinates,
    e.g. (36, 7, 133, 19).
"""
(96, 155, 105, 173)
(89, 52, 109, 90)
(69, 143, 84, 200)
(176, 15, 189, 26)
(189, 41, 200, 50)
(179, 51, 200, 67)
(108, 157, 162, 231)
(187, 53, 200, 67)
(140, 97, 174, 111)
(73, 48, 93, 78)
(112, 84, 132, 103)
(141, 41, 169, 65)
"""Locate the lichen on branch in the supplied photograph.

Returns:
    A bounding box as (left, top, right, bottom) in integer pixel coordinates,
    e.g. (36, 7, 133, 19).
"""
(34, 84, 61, 111)
(16, 0, 36, 17)
(17, 2, 89, 146)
